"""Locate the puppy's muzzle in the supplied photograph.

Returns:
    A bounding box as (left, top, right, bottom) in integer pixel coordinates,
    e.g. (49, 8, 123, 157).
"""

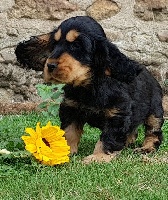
(47, 63, 57, 72)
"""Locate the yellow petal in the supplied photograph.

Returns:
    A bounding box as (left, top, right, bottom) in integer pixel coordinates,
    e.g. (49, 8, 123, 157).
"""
(45, 121, 52, 127)
(42, 127, 64, 140)
(21, 136, 36, 145)
(25, 128, 37, 138)
(41, 128, 58, 141)
(51, 139, 69, 147)
(42, 155, 50, 162)
(35, 122, 42, 137)
(52, 156, 70, 165)
(42, 155, 69, 166)
(25, 144, 37, 153)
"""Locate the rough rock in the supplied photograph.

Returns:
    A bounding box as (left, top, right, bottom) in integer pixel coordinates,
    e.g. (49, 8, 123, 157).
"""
(0, 0, 15, 12)
(87, 0, 120, 20)
(0, 48, 16, 64)
(0, 63, 43, 102)
(0, 88, 13, 103)
(8, 0, 78, 20)
(69, 0, 94, 10)
(134, 0, 168, 21)
(0, 0, 167, 104)
(157, 30, 168, 42)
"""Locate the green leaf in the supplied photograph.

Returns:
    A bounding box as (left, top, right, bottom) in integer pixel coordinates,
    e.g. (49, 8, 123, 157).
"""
(56, 84, 65, 91)
(48, 104, 59, 117)
(36, 83, 64, 117)
(42, 111, 50, 118)
(51, 92, 61, 100)
(55, 96, 63, 104)
(38, 102, 48, 109)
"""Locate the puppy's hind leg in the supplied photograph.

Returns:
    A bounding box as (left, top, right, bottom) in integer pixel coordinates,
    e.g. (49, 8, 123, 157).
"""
(135, 114, 164, 153)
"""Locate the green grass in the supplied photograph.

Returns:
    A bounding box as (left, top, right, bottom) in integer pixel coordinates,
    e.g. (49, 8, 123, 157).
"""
(0, 112, 168, 200)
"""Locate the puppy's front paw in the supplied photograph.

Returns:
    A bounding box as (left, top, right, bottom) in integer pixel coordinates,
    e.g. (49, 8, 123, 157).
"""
(82, 152, 120, 164)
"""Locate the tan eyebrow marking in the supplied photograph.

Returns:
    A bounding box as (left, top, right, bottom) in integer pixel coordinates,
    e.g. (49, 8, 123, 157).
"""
(54, 28, 61, 41)
(66, 30, 79, 42)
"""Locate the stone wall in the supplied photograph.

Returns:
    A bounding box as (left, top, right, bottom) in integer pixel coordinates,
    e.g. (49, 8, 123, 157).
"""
(0, 0, 168, 103)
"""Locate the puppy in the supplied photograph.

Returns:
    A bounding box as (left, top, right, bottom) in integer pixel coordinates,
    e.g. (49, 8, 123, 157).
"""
(15, 16, 164, 163)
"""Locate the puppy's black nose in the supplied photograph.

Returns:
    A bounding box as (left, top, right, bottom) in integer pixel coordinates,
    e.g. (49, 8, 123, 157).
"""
(47, 63, 57, 72)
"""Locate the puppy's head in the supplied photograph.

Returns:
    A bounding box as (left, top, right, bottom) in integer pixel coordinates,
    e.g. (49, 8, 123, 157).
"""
(44, 16, 107, 86)
(16, 16, 142, 85)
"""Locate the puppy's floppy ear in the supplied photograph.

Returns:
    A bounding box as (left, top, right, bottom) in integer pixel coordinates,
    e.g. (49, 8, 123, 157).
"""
(94, 39, 142, 83)
(15, 33, 53, 71)
(93, 39, 109, 76)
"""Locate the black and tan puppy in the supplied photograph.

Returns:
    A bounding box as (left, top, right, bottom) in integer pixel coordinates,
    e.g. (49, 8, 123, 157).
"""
(15, 16, 164, 163)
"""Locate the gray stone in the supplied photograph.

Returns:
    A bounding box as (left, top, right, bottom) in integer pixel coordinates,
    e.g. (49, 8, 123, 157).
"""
(0, 48, 16, 63)
(134, 0, 168, 21)
(8, 0, 78, 20)
(0, 0, 15, 12)
(0, 0, 168, 104)
(0, 88, 13, 103)
(157, 30, 168, 42)
(87, 0, 120, 20)
(69, 0, 94, 10)
(0, 63, 43, 102)
(0, 55, 4, 62)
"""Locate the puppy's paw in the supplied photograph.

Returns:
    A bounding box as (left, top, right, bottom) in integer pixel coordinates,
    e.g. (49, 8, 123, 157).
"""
(134, 146, 155, 153)
(82, 152, 120, 164)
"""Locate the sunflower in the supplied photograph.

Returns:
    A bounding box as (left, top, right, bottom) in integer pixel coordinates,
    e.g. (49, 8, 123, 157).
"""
(21, 121, 70, 166)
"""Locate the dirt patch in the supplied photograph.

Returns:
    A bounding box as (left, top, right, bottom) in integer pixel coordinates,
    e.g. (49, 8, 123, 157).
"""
(0, 102, 39, 114)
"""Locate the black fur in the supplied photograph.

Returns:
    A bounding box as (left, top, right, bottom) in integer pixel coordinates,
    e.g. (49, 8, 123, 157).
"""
(15, 16, 164, 155)
(15, 33, 53, 71)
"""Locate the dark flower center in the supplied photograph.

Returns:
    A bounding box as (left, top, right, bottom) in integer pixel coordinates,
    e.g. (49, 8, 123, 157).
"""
(42, 138, 50, 147)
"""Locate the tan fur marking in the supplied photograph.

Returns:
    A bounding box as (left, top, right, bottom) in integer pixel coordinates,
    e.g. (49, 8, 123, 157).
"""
(44, 62, 51, 82)
(93, 140, 104, 154)
(146, 114, 161, 131)
(134, 114, 162, 152)
(44, 58, 58, 83)
(105, 67, 111, 76)
(64, 123, 83, 154)
(45, 53, 91, 86)
(63, 98, 79, 108)
(83, 140, 121, 164)
(54, 29, 61, 41)
(142, 134, 159, 151)
(66, 30, 79, 42)
(46, 58, 58, 64)
(126, 130, 138, 147)
(105, 108, 119, 118)
(134, 134, 159, 153)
